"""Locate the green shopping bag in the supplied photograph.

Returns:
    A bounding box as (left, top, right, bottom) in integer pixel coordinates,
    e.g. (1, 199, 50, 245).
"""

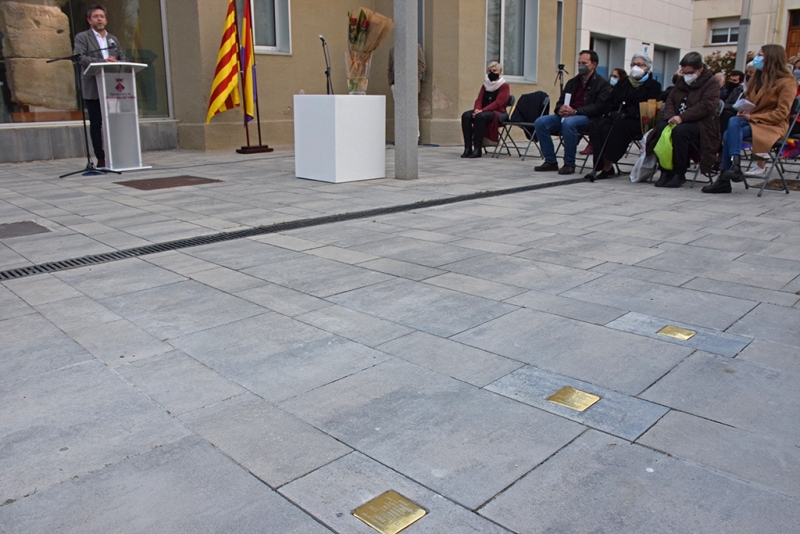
(653, 124, 675, 171)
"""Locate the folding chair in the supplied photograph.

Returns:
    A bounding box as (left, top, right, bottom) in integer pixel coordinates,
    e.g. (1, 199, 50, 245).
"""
(689, 100, 726, 188)
(492, 91, 550, 159)
(482, 94, 516, 155)
(554, 130, 592, 171)
(743, 95, 800, 196)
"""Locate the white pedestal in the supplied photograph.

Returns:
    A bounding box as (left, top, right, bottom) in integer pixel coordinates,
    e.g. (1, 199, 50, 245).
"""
(294, 95, 386, 182)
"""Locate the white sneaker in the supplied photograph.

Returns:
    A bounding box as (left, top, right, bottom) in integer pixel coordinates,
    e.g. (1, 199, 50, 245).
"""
(744, 164, 767, 177)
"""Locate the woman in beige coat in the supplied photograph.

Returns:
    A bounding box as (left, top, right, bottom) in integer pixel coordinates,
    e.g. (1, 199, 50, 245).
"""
(704, 44, 796, 193)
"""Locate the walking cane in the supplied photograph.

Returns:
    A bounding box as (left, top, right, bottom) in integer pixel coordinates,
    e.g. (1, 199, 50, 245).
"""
(588, 100, 626, 183)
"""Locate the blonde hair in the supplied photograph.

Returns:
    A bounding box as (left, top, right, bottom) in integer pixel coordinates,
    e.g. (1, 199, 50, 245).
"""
(487, 61, 503, 74)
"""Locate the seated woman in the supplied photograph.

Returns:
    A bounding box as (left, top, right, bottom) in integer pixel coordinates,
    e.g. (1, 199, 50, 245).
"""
(609, 68, 628, 88)
(645, 52, 720, 188)
(704, 45, 796, 193)
(586, 54, 661, 180)
(461, 61, 510, 158)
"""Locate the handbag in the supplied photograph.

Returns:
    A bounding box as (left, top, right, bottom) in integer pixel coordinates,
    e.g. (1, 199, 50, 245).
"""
(653, 124, 675, 170)
(630, 130, 658, 183)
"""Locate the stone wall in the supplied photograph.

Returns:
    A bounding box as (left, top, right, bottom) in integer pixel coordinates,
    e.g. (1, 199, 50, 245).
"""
(0, 1, 77, 110)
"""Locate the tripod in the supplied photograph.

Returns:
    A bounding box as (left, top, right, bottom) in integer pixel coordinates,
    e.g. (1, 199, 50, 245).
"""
(47, 50, 120, 178)
(554, 64, 568, 94)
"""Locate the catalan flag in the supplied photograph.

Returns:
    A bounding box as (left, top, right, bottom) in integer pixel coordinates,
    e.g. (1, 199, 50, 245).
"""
(206, 0, 240, 123)
(241, 0, 256, 123)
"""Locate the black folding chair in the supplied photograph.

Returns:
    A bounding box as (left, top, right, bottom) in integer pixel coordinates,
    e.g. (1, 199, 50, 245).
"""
(689, 99, 726, 188)
(492, 91, 550, 159)
(482, 94, 516, 155)
(742, 96, 800, 196)
(554, 130, 592, 171)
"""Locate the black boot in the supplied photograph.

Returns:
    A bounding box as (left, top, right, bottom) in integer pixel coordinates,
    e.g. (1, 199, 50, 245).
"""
(467, 148, 482, 158)
(461, 146, 472, 158)
(654, 170, 673, 187)
(721, 155, 744, 183)
(701, 176, 732, 194)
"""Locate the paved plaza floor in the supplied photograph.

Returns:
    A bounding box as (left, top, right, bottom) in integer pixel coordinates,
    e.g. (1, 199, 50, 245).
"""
(1, 146, 799, 533)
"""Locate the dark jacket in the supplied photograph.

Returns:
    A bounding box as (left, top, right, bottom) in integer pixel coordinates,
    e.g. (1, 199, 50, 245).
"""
(601, 76, 662, 119)
(723, 84, 745, 109)
(73, 28, 126, 100)
(555, 72, 612, 119)
(646, 68, 720, 173)
(473, 83, 511, 142)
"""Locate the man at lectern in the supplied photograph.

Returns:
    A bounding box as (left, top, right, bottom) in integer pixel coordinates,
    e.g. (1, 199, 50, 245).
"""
(73, 5, 126, 168)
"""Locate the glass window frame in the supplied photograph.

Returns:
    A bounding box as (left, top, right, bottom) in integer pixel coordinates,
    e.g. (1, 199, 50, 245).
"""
(485, 0, 539, 84)
(251, 0, 292, 56)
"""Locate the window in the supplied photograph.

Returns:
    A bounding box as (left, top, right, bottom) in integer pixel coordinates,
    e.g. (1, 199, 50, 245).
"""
(591, 36, 610, 79)
(0, 0, 170, 124)
(708, 17, 739, 45)
(486, 0, 539, 81)
(236, 0, 291, 54)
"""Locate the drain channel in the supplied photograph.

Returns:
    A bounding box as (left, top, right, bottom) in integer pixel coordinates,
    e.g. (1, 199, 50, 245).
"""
(0, 177, 584, 281)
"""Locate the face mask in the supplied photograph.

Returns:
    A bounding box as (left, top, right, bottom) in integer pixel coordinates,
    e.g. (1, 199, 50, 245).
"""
(609, 77, 618, 86)
(488, 72, 499, 82)
(683, 73, 698, 84)
(639, 72, 650, 83)
(753, 56, 764, 70)
(629, 66, 646, 80)
(794, 69, 800, 83)
(578, 64, 590, 76)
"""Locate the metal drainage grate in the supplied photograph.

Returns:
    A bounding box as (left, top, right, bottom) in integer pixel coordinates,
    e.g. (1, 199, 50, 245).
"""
(0, 177, 584, 281)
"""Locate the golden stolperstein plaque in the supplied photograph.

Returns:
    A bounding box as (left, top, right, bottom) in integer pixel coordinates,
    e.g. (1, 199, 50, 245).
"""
(547, 387, 600, 412)
(352, 490, 427, 534)
(657, 325, 697, 341)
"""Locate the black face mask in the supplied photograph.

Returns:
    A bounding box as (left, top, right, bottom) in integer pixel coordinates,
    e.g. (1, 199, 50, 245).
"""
(488, 72, 500, 82)
(672, 73, 679, 85)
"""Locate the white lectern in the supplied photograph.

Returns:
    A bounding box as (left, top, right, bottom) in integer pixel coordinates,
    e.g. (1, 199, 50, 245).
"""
(84, 62, 150, 172)
(294, 95, 385, 182)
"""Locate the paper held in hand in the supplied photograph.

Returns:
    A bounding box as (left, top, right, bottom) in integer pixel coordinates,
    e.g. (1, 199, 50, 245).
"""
(562, 93, 571, 122)
(733, 98, 756, 113)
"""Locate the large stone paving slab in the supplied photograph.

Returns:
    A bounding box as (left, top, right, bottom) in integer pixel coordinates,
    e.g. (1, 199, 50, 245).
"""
(377, 331, 523, 387)
(443, 253, 603, 294)
(728, 303, 800, 348)
(329, 278, 517, 337)
(183, 238, 305, 270)
(0, 435, 330, 533)
(453, 308, 691, 395)
(736, 338, 800, 374)
(0, 285, 32, 321)
(487, 366, 668, 441)
(638, 410, 800, 496)
(243, 255, 393, 298)
(561, 274, 756, 330)
(641, 352, 800, 445)
(54, 257, 186, 299)
(0, 360, 189, 502)
(0, 313, 92, 384)
(295, 304, 413, 347)
(280, 452, 511, 533)
(280, 358, 584, 509)
(180, 393, 351, 488)
(350, 235, 487, 268)
(480, 430, 800, 533)
(100, 280, 266, 340)
(170, 313, 389, 402)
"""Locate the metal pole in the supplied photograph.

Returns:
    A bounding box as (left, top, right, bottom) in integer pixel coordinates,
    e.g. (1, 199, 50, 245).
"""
(735, 0, 752, 72)
(393, 0, 418, 180)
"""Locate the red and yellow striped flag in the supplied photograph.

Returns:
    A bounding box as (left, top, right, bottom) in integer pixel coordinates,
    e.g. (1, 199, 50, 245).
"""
(206, 0, 240, 123)
(241, 0, 256, 122)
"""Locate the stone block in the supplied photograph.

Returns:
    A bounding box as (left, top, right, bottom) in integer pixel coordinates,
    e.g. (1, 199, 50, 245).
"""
(0, 128, 19, 162)
(49, 126, 85, 160)
(15, 126, 52, 161)
(2, 28, 72, 59)
(5, 58, 77, 110)
(0, 2, 69, 33)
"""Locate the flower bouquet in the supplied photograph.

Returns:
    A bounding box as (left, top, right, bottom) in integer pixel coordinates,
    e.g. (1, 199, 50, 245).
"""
(346, 7, 394, 94)
(639, 99, 662, 136)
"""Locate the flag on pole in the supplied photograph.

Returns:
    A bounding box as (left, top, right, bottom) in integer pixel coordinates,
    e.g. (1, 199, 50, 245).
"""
(206, 0, 241, 123)
(240, 0, 256, 123)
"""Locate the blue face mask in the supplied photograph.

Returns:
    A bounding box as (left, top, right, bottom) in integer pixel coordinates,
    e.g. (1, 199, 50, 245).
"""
(609, 77, 618, 86)
(639, 72, 650, 83)
(753, 55, 764, 71)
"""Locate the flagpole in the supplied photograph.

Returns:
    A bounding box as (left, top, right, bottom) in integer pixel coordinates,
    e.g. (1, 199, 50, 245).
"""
(236, 0, 273, 154)
(231, 0, 252, 148)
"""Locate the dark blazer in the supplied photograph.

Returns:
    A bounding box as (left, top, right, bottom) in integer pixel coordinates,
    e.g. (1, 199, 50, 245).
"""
(73, 28, 126, 100)
(602, 76, 662, 119)
(555, 72, 612, 119)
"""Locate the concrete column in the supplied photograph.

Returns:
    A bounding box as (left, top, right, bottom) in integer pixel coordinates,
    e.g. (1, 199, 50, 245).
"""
(393, 0, 418, 180)
(735, 0, 752, 72)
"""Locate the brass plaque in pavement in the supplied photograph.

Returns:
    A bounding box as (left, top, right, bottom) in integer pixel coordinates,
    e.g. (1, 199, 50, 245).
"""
(352, 490, 426, 534)
(547, 387, 600, 412)
(657, 325, 697, 341)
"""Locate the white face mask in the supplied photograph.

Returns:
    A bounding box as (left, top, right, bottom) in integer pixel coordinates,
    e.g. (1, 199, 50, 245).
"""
(630, 66, 646, 80)
(609, 77, 618, 86)
(683, 73, 698, 85)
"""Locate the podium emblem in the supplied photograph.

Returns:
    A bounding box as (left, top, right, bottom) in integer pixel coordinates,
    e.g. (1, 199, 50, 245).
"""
(115, 78, 125, 92)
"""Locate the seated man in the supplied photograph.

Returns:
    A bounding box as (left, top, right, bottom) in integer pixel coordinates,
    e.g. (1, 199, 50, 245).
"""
(533, 50, 611, 174)
(645, 52, 720, 188)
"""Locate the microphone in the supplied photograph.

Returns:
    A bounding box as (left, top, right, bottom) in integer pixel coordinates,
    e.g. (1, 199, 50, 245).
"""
(319, 35, 325, 43)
